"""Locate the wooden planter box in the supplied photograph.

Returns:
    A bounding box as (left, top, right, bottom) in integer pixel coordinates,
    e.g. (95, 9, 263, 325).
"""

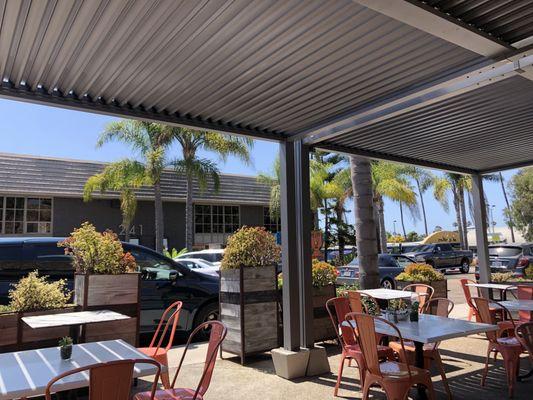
(74, 273, 140, 346)
(0, 306, 75, 352)
(312, 285, 337, 343)
(395, 280, 448, 300)
(220, 266, 279, 365)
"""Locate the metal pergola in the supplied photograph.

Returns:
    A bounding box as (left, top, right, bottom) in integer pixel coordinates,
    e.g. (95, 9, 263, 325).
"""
(1, 0, 532, 356)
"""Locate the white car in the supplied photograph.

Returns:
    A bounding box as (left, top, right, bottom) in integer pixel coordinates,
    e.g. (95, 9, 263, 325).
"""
(174, 257, 219, 277)
(176, 249, 225, 267)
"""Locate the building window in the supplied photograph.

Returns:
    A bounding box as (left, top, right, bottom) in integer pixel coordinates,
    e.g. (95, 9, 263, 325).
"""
(194, 204, 240, 235)
(0, 197, 52, 235)
(263, 207, 281, 233)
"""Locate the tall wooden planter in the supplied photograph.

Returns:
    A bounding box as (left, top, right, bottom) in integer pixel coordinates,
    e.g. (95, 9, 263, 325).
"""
(220, 266, 279, 364)
(74, 273, 140, 346)
(312, 285, 337, 342)
(0, 312, 18, 350)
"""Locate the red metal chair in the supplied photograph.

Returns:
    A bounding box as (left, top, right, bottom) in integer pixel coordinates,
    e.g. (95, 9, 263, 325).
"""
(402, 283, 434, 311)
(515, 322, 533, 370)
(472, 297, 524, 398)
(389, 298, 454, 400)
(326, 296, 394, 396)
(45, 359, 161, 400)
(346, 312, 436, 400)
(138, 301, 183, 388)
(460, 278, 478, 321)
(516, 285, 533, 323)
(134, 321, 227, 400)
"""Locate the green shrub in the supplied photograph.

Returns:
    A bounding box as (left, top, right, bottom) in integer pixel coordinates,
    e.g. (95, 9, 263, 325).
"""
(8, 271, 71, 312)
(221, 226, 281, 270)
(311, 260, 337, 288)
(396, 263, 444, 283)
(163, 247, 188, 259)
(525, 264, 533, 279)
(491, 272, 514, 283)
(0, 304, 13, 313)
(59, 222, 136, 274)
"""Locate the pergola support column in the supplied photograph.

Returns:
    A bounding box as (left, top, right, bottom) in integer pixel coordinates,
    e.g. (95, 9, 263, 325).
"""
(471, 173, 491, 284)
(271, 140, 329, 379)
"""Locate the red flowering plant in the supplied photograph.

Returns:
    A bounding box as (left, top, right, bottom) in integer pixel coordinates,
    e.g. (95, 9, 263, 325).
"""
(59, 222, 136, 274)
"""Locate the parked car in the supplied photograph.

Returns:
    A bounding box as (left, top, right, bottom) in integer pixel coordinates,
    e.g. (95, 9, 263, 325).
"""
(336, 254, 416, 289)
(0, 237, 220, 337)
(404, 243, 472, 273)
(174, 257, 219, 277)
(176, 249, 225, 267)
(474, 243, 533, 279)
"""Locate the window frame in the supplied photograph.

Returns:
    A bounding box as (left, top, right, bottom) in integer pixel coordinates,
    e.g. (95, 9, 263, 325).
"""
(263, 206, 281, 233)
(194, 204, 241, 236)
(0, 196, 53, 236)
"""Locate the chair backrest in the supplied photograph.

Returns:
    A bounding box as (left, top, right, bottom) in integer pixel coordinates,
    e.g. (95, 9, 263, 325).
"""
(171, 321, 227, 399)
(346, 312, 412, 378)
(347, 291, 364, 313)
(516, 322, 533, 361)
(423, 297, 454, 317)
(45, 359, 161, 400)
(402, 283, 434, 310)
(472, 297, 515, 343)
(149, 300, 183, 353)
(517, 285, 533, 322)
(326, 296, 356, 347)
(460, 279, 477, 306)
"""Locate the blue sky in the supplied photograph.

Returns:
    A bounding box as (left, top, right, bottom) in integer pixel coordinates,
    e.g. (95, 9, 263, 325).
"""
(0, 98, 514, 234)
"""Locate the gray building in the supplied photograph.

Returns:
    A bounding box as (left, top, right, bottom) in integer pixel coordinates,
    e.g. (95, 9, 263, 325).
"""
(0, 153, 278, 249)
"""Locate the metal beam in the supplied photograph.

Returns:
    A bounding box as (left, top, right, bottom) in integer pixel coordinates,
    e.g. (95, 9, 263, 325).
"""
(0, 84, 286, 143)
(279, 142, 301, 351)
(315, 143, 477, 175)
(471, 174, 490, 284)
(481, 160, 533, 175)
(295, 52, 533, 146)
(353, 0, 513, 58)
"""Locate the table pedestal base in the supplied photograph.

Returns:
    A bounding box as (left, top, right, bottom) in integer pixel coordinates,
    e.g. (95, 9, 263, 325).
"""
(414, 341, 427, 400)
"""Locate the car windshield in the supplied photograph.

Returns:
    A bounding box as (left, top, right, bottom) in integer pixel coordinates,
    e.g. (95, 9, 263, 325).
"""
(489, 246, 523, 257)
(394, 256, 413, 268)
(410, 245, 434, 252)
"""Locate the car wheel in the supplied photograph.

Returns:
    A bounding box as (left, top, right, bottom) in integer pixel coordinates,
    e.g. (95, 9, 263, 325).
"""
(460, 259, 470, 274)
(194, 302, 219, 340)
(381, 278, 394, 290)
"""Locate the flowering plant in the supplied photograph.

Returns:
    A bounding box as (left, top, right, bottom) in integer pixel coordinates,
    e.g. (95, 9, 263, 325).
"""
(8, 271, 71, 312)
(311, 260, 337, 288)
(59, 222, 136, 274)
(396, 263, 444, 283)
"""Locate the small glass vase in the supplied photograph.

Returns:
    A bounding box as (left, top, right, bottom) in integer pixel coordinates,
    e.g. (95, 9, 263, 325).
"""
(60, 345, 72, 360)
(410, 310, 419, 322)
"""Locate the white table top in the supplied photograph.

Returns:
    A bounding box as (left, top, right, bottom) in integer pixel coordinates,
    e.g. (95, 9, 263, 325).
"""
(0, 339, 160, 400)
(497, 300, 533, 312)
(344, 314, 498, 344)
(466, 283, 516, 290)
(357, 288, 416, 300)
(22, 310, 130, 329)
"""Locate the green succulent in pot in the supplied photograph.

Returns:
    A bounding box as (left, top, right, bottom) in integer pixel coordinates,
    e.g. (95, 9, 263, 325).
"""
(59, 336, 73, 360)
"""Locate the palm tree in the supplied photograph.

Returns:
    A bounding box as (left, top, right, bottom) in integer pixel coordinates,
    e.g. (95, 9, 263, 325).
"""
(349, 156, 379, 289)
(83, 159, 147, 242)
(433, 173, 467, 249)
(499, 172, 516, 242)
(97, 121, 173, 252)
(257, 157, 281, 220)
(371, 162, 418, 252)
(166, 127, 253, 251)
(404, 166, 434, 237)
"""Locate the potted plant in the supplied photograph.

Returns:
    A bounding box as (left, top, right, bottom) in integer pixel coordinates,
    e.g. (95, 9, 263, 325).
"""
(310, 260, 338, 342)
(219, 226, 281, 365)
(59, 222, 139, 345)
(0, 271, 73, 351)
(59, 336, 73, 360)
(395, 263, 447, 299)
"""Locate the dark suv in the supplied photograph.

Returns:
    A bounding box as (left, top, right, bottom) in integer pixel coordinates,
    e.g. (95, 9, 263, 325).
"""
(0, 237, 219, 336)
(475, 243, 533, 279)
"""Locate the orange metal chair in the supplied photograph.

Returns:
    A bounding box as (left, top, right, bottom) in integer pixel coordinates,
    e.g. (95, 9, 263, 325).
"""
(134, 321, 227, 400)
(472, 297, 524, 398)
(346, 312, 436, 400)
(402, 283, 434, 311)
(45, 359, 161, 400)
(326, 296, 394, 396)
(516, 285, 533, 323)
(460, 278, 479, 321)
(516, 321, 533, 379)
(138, 301, 183, 389)
(389, 298, 454, 400)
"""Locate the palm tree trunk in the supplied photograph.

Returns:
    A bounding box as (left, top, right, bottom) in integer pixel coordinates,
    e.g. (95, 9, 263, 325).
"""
(323, 199, 329, 262)
(154, 180, 165, 253)
(499, 172, 516, 242)
(124, 222, 131, 242)
(399, 201, 407, 239)
(416, 178, 429, 236)
(459, 188, 469, 249)
(349, 156, 379, 289)
(452, 186, 464, 249)
(335, 204, 346, 264)
(375, 198, 388, 253)
(185, 175, 194, 251)
(373, 204, 381, 253)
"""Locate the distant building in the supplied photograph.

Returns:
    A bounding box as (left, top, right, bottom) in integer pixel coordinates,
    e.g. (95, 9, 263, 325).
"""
(0, 153, 279, 250)
(467, 226, 526, 246)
